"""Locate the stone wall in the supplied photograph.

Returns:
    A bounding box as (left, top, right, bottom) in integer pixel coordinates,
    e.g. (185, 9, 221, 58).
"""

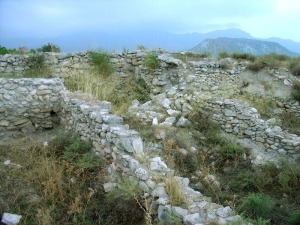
(59, 91, 237, 224)
(0, 52, 90, 77)
(0, 78, 64, 140)
(205, 98, 300, 159)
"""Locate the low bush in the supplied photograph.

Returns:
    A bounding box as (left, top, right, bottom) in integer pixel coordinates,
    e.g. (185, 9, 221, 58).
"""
(239, 193, 276, 219)
(218, 51, 230, 59)
(89, 50, 114, 76)
(231, 52, 256, 61)
(37, 43, 60, 53)
(136, 44, 146, 50)
(172, 52, 210, 62)
(280, 111, 300, 135)
(144, 53, 160, 69)
(0, 45, 9, 55)
(288, 210, 300, 225)
(106, 179, 145, 224)
(246, 59, 268, 72)
(289, 57, 300, 76)
(291, 81, 300, 101)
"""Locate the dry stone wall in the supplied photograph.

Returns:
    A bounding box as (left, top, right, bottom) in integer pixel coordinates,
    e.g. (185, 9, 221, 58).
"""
(59, 92, 239, 225)
(205, 98, 300, 159)
(0, 78, 64, 140)
(0, 52, 90, 77)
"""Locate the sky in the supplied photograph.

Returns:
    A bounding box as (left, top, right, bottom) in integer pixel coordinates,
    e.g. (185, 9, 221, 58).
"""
(1, 0, 300, 41)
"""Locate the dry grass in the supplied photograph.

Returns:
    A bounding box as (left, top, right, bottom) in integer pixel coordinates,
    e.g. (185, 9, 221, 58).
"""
(65, 70, 150, 115)
(165, 176, 186, 206)
(0, 129, 146, 225)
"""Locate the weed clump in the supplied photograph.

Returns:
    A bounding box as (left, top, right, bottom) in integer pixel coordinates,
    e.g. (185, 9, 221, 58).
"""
(231, 52, 256, 61)
(218, 51, 230, 59)
(89, 50, 114, 76)
(289, 57, 300, 76)
(238, 193, 276, 219)
(37, 43, 60, 53)
(144, 53, 160, 69)
(291, 80, 300, 101)
(165, 177, 186, 206)
(172, 52, 210, 62)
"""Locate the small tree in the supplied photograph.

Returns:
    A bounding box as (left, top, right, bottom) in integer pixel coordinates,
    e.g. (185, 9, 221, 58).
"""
(0, 45, 8, 55)
(37, 43, 60, 53)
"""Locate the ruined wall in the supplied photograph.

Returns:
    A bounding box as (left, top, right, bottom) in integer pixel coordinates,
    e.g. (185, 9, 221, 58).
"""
(0, 78, 64, 140)
(205, 98, 300, 159)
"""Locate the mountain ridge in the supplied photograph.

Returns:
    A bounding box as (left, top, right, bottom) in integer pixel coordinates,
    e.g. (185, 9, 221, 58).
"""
(189, 37, 298, 56)
(1, 28, 300, 54)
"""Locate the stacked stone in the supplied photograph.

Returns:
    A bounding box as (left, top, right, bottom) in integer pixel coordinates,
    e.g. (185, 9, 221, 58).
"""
(0, 54, 29, 74)
(189, 61, 243, 98)
(60, 92, 240, 224)
(0, 52, 90, 77)
(0, 78, 64, 140)
(206, 98, 300, 158)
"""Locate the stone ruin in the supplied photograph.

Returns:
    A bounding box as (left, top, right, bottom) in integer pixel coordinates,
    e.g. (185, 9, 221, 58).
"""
(1, 50, 299, 224)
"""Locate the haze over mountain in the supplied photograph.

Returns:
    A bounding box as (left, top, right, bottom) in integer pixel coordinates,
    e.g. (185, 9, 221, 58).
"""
(1, 28, 300, 54)
(190, 37, 297, 56)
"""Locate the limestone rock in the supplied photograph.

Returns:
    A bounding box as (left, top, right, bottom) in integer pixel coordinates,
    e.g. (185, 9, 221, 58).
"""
(1, 213, 22, 225)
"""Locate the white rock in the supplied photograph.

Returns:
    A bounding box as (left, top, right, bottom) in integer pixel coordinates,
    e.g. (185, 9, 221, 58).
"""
(2, 213, 22, 225)
(162, 98, 171, 109)
(103, 182, 116, 192)
(135, 167, 149, 180)
(152, 117, 159, 126)
(167, 109, 180, 117)
(176, 116, 190, 127)
(4, 160, 11, 166)
(132, 137, 144, 154)
(150, 157, 168, 171)
(217, 206, 233, 218)
(183, 213, 201, 225)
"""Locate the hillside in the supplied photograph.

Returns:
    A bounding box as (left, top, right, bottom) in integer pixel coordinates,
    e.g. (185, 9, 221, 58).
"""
(190, 37, 298, 56)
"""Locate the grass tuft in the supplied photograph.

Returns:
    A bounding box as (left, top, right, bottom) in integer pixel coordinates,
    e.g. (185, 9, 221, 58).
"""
(144, 53, 160, 69)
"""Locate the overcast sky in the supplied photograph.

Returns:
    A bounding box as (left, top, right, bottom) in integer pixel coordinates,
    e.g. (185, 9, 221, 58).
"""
(1, 0, 300, 41)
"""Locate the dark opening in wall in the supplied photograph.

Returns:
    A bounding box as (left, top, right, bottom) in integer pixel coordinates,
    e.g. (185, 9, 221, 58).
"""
(50, 110, 60, 127)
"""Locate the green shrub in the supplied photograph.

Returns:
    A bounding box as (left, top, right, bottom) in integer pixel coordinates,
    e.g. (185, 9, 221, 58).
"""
(289, 57, 300, 76)
(267, 53, 290, 61)
(175, 152, 198, 173)
(239, 193, 276, 219)
(184, 51, 211, 59)
(75, 152, 102, 169)
(106, 179, 145, 224)
(37, 43, 60, 52)
(246, 59, 267, 72)
(62, 137, 92, 160)
(144, 53, 160, 69)
(136, 44, 146, 50)
(231, 52, 256, 61)
(27, 54, 46, 70)
(229, 171, 259, 192)
(89, 50, 114, 76)
(0, 45, 8, 55)
(291, 80, 300, 101)
(172, 52, 210, 62)
(218, 51, 230, 59)
(218, 143, 246, 161)
(288, 210, 300, 225)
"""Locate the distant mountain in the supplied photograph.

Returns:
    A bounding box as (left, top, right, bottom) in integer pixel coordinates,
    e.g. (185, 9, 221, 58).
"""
(1, 28, 300, 54)
(190, 37, 298, 56)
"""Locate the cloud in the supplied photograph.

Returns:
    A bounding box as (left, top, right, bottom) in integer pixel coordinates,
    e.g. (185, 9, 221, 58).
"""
(0, 0, 299, 41)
